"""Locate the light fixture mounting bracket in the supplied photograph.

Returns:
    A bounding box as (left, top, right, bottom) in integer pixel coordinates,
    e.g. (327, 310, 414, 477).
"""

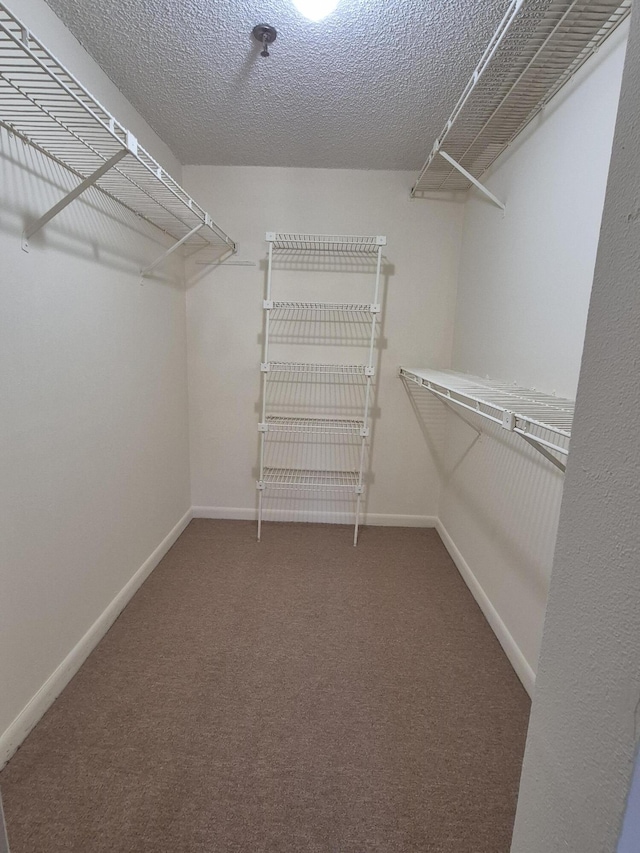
(252, 24, 277, 57)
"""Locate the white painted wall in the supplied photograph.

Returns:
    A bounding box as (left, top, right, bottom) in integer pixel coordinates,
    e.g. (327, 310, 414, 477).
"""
(434, 23, 628, 691)
(511, 4, 640, 846)
(183, 166, 463, 526)
(0, 0, 194, 764)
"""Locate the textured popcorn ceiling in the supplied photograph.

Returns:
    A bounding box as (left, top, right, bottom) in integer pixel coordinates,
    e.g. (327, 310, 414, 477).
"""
(43, 0, 507, 169)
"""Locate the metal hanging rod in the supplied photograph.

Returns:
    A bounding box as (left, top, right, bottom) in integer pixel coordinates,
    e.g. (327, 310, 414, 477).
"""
(411, 0, 631, 199)
(400, 367, 573, 472)
(0, 2, 235, 268)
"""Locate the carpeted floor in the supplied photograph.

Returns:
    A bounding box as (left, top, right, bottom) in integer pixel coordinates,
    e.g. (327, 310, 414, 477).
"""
(1, 520, 530, 852)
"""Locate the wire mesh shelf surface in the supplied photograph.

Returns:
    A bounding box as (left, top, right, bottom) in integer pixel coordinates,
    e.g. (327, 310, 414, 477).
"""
(263, 416, 365, 435)
(412, 0, 631, 195)
(0, 2, 234, 249)
(267, 233, 386, 254)
(269, 301, 375, 314)
(266, 362, 372, 376)
(260, 467, 361, 491)
(401, 367, 573, 439)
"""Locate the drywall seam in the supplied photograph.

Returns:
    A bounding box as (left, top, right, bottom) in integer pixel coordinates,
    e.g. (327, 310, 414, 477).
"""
(0, 508, 193, 770)
(436, 519, 535, 696)
(191, 506, 437, 527)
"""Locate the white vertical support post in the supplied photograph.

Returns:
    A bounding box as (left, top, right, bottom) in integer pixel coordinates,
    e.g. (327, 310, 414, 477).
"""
(367, 242, 384, 370)
(262, 238, 274, 415)
(258, 236, 274, 540)
(354, 239, 385, 544)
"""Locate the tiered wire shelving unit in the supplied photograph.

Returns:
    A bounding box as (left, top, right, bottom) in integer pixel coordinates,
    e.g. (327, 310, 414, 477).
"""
(257, 232, 387, 545)
(400, 367, 574, 471)
(0, 2, 234, 269)
(411, 0, 631, 206)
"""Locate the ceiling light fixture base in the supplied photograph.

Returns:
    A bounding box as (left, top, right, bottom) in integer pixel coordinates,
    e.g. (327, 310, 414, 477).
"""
(252, 24, 277, 57)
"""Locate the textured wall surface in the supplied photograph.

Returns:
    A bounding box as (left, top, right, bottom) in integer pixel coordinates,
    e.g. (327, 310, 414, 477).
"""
(183, 166, 463, 524)
(510, 3, 640, 849)
(436, 24, 627, 688)
(42, 0, 507, 169)
(0, 0, 191, 762)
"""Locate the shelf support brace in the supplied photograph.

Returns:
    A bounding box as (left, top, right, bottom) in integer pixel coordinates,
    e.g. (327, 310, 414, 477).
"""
(439, 150, 505, 211)
(140, 222, 206, 278)
(22, 148, 130, 252)
(518, 433, 566, 473)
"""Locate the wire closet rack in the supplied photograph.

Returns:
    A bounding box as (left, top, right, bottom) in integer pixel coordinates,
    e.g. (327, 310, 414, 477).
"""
(267, 234, 384, 253)
(400, 367, 574, 472)
(411, 0, 631, 203)
(257, 232, 387, 545)
(0, 2, 234, 269)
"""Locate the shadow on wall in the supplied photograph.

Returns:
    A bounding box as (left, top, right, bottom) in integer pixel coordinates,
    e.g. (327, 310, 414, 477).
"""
(254, 250, 393, 528)
(0, 127, 185, 286)
(401, 379, 451, 478)
(402, 378, 565, 609)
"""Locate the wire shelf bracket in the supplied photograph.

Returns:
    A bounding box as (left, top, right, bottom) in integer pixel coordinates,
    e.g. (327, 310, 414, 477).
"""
(400, 367, 573, 473)
(411, 0, 631, 200)
(140, 221, 205, 278)
(22, 145, 131, 251)
(258, 232, 386, 544)
(439, 150, 505, 212)
(0, 2, 235, 263)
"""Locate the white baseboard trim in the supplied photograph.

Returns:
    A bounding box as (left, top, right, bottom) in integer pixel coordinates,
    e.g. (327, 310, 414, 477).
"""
(435, 519, 535, 697)
(192, 506, 437, 528)
(0, 508, 193, 770)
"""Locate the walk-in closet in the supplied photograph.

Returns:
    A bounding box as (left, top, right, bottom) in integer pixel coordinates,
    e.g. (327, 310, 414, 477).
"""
(2, 1, 640, 851)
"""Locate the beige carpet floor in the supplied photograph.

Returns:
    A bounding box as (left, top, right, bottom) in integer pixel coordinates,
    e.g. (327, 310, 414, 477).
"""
(1, 520, 530, 852)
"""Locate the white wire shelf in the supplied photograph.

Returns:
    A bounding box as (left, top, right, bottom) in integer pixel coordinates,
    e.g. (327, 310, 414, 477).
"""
(266, 233, 386, 253)
(258, 467, 362, 492)
(260, 416, 367, 436)
(0, 2, 234, 256)
(258, 231, 385, 544)
(263, 362, 374, 376)
(412, 0, 631, 197)
(400, 367, 573, 469)
(266, 301, 378, 314)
